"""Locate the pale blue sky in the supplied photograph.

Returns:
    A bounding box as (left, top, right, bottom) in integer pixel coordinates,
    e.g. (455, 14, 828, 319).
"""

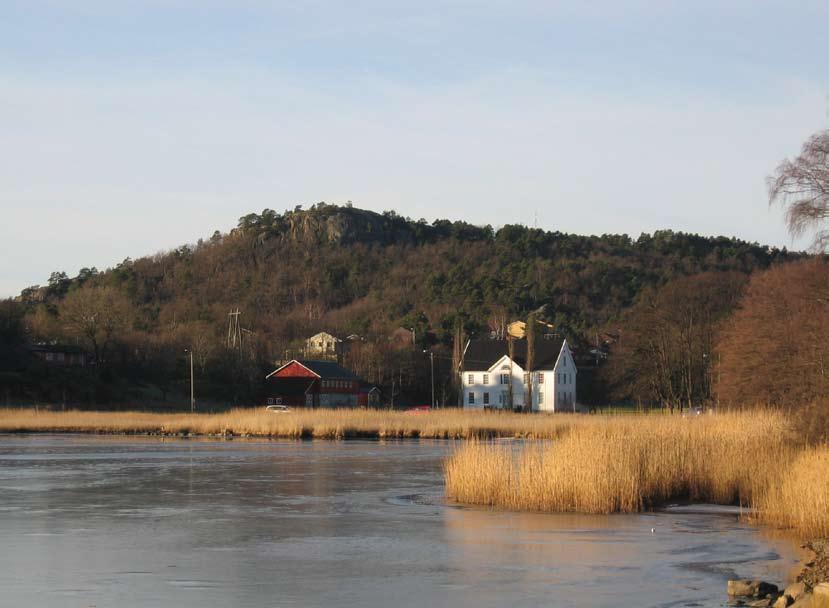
(2, 1, 828, 297)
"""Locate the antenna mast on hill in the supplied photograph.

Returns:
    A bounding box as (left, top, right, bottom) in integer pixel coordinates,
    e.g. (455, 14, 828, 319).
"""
(227, 309, 242, 354)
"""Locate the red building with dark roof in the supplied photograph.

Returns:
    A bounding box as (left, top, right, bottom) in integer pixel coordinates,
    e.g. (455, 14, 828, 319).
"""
(265, 360, 363, 408)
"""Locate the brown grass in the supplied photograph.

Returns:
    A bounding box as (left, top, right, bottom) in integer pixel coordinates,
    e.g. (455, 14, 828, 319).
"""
(0, 407, 581, 440)
(755, 447, 829, 538)
(445, 411, 829, 537)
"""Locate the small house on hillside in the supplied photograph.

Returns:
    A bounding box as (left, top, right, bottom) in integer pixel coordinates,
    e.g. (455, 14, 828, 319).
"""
(29, 344, 89, 367)
(266, 360, 363, 408)
(304, 332, 343, 360)
(506, 319, 557, 339)
(462, 337, 577, 412)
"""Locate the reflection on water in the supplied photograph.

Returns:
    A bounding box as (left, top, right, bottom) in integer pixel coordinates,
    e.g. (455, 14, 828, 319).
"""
(0, 436, 801, 608)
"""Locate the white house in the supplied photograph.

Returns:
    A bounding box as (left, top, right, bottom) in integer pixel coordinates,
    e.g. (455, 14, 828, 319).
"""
(305, 332, 343, 360)
(462, 337, 577, 412)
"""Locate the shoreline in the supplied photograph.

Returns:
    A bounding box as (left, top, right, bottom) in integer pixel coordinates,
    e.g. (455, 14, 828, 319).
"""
(0, 408, 582, 440)
(727, 539, 829, 607)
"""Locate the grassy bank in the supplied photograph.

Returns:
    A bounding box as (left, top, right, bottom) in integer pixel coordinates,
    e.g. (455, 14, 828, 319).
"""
(444, 411, 829, 538)
(0, 407, 582, 440)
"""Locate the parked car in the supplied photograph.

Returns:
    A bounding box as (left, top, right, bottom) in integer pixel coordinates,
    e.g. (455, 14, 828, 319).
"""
(405, 405, 431, 414)
(265, 404, 291, 413)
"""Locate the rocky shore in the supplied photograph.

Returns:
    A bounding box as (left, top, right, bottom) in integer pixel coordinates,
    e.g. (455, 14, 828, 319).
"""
(728, 539, 829, 607)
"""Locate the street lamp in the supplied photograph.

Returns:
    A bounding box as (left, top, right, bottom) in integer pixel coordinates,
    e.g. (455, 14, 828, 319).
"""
(423, 349, 435, 408)
(184, 349, 195, 413)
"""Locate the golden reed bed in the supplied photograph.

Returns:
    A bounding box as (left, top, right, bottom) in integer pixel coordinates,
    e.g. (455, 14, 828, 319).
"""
(0, 407, 581, 440)
(444, 410, 829, 538)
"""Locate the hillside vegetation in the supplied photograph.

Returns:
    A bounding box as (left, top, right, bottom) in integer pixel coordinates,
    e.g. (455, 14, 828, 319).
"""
(0, 203, 801, 406)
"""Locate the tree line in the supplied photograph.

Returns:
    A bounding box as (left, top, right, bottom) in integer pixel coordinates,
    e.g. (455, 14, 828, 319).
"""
(1, 124, 826, 414)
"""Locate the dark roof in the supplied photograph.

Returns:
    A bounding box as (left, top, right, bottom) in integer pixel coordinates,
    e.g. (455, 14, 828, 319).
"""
(295, 360, 360, 380)
(463, 337, 565, 371)
(28, 343, 86, 354)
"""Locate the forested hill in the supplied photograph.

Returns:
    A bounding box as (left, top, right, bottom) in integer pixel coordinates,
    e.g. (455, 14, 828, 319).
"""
(22, 203, 792, 339)
(6, 202, 797, 405)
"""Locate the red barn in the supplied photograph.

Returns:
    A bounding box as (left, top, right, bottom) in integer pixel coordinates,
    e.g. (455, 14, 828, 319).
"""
(265, 360, 361, 408)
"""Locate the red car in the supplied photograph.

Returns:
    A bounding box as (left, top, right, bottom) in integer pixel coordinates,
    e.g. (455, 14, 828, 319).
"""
(405, 405, 432, 414)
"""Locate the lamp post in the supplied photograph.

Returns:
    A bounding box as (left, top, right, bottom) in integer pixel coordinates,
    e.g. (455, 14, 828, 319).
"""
(184, 349, 195, 413)
(423, 349, 435, 408)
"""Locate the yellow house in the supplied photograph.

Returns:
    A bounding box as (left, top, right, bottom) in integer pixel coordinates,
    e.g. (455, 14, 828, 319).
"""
(507, 319, 555, 339)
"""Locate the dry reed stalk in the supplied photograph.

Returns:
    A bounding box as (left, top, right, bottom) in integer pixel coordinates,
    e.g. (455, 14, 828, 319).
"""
(755, 447, 829, 538)
(445, 412, 807, 521)
(0, 408, 579, 440)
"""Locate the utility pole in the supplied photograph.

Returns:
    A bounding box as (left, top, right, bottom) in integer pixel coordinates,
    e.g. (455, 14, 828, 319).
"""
(185, 349, 195, 413)
(430, 351, 435, 408)
(424, 349, 435, 408)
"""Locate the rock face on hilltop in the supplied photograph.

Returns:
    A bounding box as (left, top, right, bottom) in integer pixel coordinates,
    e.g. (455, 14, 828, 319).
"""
(239, 204, 423, 248)
(283, 206, 411, 246)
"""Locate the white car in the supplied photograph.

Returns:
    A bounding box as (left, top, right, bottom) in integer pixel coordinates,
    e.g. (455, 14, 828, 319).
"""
(265, 404, 291, 413)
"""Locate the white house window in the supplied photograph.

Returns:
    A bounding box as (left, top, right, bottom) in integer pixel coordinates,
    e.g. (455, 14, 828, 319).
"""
(538, 390, 544, 404)
(538, 373, 544, 384)
(523, 373, 530, 385)
(468, 392, 475, 405)
(483, 392, 490, 405)
(500, 373, 509, 385)
(482, 374, 489, 385)
(467, 374, 474, 385)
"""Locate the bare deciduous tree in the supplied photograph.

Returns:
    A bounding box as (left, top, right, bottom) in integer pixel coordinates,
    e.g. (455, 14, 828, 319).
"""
(59, 286, 132, 365)
(603, 272, 746, 410)
(717, 259, 829, 408)
(768, 129, 829, 252)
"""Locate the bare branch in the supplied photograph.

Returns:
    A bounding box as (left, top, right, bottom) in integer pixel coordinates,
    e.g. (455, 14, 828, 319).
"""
(768, 130, 829, 252)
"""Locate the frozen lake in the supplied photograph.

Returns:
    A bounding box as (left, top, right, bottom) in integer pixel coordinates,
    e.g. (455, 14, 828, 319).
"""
(0, 436, 802, 607)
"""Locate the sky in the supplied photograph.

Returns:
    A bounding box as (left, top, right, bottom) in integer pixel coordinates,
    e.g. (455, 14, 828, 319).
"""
(2, 1, 828, 297)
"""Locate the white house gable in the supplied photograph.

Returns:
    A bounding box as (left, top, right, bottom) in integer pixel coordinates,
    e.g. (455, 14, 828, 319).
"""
(462, 337, 576, 413)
